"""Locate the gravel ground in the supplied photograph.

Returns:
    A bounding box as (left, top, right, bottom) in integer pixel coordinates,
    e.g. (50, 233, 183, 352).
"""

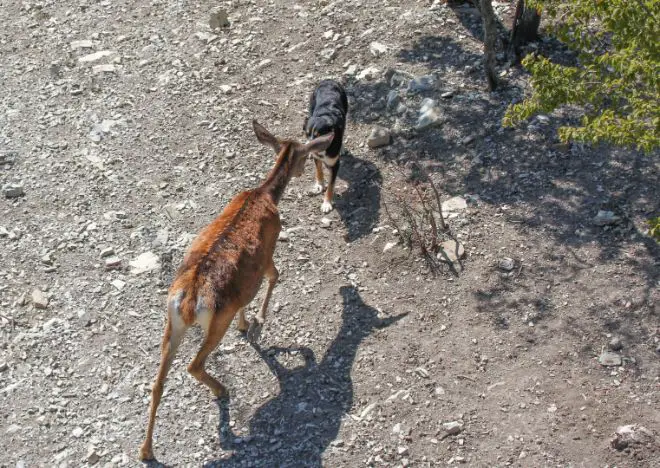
(1, 1, 658, 467)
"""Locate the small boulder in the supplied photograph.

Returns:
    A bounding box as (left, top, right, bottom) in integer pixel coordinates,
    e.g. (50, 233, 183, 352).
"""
(598, 351, 622, 367)
(32, 289, 49, 309)
(367, 127, 392, 148)
(611, 424, 654, 451)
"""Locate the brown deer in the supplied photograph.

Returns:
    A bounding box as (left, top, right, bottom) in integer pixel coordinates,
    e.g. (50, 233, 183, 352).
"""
(139, 120, 333, 461)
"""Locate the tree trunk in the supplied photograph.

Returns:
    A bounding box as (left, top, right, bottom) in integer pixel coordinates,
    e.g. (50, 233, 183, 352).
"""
(479, 0, 499, 91)
(509, 0, 542, 62)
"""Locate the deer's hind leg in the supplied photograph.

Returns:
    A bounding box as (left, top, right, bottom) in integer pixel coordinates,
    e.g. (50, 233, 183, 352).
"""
(187, 306, 236, 398)
(140, 311, 188, 461)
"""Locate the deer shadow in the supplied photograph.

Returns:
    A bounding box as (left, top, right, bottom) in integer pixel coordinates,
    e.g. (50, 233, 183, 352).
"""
(334, 149, 382, 243)
(204, 286, 407, 467)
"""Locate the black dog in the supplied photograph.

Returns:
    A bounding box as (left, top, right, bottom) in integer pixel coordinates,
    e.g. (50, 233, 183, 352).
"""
(303, 79, 348, 213)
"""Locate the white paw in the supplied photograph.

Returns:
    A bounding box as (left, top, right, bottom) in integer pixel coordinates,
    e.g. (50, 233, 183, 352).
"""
(321, 200, 333, 213)
(309, 183, 324, 195)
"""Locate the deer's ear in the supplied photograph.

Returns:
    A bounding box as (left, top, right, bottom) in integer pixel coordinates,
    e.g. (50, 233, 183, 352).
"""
(303, 132, 334, 154)
(253, 120, 281, 153)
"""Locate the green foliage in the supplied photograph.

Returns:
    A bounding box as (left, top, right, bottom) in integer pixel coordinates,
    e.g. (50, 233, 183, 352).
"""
(648, 216, 660, 242)
(504, 0, 660, 153)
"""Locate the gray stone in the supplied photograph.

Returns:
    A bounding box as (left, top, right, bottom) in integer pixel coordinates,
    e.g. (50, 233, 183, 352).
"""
(443, 421, 463, 435)
(100, 247, 115, 258)
(386, 90, 400, 110)
(70, 40, 93, 50)
(598, 351, 622, 367)
(438, 240, 465, 263)
(608, 336, 624, 351)
(92, 64, 116, 74)
(320, 48, 337, 61)
(104, 256, 122, 270)
(407, 75, 436, 93)
(416, 98, 444, 130)
(369, 41, 388, 57)
(357, 66, 380, 81)
(441, 196, 467, 213)
(3, 184, 25, 198)
(593, 210, 620, 226)
(32, 289, 49, 309)
(367, 126, 392, 148)
(86, 447, 101, 465)
(209, 9, 230, 29)
(611, 424, 654, 451)
(498, 257, 515, 271)
(0, 151, 17, 166)
(129, 251, 161, 275)
(78, 50, 116, 63)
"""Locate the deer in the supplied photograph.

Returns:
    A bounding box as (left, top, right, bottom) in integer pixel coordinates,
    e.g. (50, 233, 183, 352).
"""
(139, 120, 334, 462)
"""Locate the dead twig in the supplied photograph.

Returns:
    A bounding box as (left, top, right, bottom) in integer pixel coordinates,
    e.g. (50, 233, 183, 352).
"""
(413, 162, 448, 231)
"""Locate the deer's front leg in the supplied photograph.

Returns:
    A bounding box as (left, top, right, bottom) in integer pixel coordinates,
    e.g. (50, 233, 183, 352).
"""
(248, 261, 279, 343)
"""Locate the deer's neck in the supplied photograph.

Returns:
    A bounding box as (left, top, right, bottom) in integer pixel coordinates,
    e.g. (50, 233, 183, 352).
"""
(261, 144, 294, 204)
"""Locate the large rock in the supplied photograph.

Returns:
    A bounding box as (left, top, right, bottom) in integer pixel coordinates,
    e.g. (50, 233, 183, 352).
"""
(407, 75, 436, 94)
(367, 127, 392, 148)
(441, 196, 467, 213)
(416, 98, 444, 130)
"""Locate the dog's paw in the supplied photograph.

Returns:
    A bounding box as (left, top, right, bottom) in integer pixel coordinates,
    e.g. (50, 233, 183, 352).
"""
(321, 200, 334, 213)
(308, 183, 324, 196)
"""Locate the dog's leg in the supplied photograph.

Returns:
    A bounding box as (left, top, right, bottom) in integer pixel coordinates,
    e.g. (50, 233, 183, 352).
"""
(322, 158, 340, 213)
(309, 158, 325, 195)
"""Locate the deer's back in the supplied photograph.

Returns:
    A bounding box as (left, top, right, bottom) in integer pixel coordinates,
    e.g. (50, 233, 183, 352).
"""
(168, 190, 281, 325)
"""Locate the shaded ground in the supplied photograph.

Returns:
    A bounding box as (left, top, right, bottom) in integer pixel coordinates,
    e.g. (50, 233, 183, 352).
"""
(1, 1, 658, 467)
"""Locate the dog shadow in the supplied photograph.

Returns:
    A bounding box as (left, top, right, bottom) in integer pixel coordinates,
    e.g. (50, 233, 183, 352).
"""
(334, 150, 382, 243)
(204, 286, 407, 467)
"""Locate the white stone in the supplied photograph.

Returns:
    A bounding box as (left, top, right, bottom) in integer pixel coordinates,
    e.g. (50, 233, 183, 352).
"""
(78, 50, 116, 63)
(129, 251, 161, 275)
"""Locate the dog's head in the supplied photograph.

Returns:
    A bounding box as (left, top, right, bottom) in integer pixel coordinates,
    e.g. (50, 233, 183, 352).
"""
(304, 115, 335, 140)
